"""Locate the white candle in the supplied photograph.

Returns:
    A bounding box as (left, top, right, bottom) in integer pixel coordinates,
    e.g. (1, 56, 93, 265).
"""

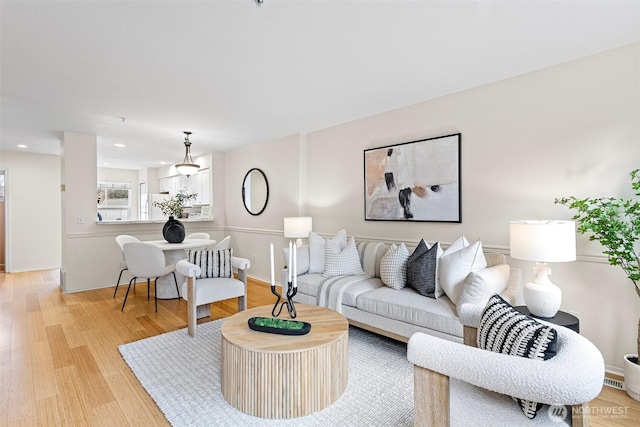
(293, 241, 297, 288)
(270, 243, 275, 288)
(288, 240, 293, 282)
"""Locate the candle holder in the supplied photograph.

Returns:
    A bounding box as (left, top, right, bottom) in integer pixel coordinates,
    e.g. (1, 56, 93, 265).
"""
(271, 273, 298, 318)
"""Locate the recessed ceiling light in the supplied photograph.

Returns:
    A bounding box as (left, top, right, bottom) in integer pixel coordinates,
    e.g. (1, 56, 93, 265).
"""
(103, 162, 109, 166)
(114, 143, 126, 148)
(160, 161, 168, 165)
(17, 144, 28, 148)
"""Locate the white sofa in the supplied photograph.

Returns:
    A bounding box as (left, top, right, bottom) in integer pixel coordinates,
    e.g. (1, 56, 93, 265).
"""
(286, 237, 523, 343)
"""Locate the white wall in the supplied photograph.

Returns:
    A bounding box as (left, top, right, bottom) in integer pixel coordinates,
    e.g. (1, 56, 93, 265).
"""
(0, 150, 61, 272)
(224, 133, 302, 281)
(223, 43, 640, 374)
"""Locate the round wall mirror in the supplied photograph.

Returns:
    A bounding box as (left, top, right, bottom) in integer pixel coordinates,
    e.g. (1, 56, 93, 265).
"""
(242, 168, 269, 216)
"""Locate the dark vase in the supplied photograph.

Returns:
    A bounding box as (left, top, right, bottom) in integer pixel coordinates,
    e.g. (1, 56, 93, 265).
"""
(162, 216, 185, 243)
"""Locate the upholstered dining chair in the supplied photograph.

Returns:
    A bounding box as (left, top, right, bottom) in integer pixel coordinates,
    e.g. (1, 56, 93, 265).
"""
(185, 232, 210, 240)
(407, 302, 605, 427)
(184, 232, 212, 250)
(213, 235, 231, 251)
(121, 242, 179, 312)
(176, 254, 250, 337)
(113, 234, 139, 298)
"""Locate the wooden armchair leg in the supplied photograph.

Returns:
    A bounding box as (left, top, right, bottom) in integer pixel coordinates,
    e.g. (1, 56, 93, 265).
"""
(414, 365, 450, 427)
(186, 276, 197, 337)
(571, 402, 589, 427)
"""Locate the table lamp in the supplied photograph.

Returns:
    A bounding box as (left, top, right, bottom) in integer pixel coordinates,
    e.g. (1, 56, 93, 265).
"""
(509, 220, 576, 318)
(284, 217, 313, 246)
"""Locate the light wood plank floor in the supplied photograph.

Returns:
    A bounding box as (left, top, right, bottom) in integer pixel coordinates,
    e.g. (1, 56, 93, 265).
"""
(1, 269, 639, 426)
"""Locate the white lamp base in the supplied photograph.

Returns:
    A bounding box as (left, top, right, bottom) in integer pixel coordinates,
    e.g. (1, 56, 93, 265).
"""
(523, 262, 562, 318)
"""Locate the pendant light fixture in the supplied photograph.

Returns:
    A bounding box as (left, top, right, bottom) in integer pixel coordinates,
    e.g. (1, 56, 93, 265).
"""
(175, 131, 200, 177)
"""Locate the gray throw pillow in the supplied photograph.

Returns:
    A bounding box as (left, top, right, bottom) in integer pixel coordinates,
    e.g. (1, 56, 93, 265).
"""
(405, 239, 439, 298)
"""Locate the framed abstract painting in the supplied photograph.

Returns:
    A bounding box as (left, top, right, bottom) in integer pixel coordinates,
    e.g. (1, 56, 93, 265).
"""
(364, 133, 461, 222)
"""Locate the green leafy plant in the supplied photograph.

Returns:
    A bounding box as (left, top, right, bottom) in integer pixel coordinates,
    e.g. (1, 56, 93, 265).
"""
(254, 317, 304, 330)
(152, 193, 197, 218)
(555, 169, 640, 360)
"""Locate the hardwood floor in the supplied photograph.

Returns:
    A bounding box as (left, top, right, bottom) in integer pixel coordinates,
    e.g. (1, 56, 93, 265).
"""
(1, 269, 639, 426)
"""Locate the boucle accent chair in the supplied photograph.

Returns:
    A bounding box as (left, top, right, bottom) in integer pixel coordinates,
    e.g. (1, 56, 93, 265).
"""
(407, 302, 605, 427)
(176, 255, 250, 337)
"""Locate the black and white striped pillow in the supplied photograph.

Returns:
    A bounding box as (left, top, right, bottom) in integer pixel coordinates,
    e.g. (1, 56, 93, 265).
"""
(478, 294, 558, 419)
(187, 248, 233, 278)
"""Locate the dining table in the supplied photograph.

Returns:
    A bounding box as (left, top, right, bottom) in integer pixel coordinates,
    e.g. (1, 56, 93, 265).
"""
(144, 238, 216, 299)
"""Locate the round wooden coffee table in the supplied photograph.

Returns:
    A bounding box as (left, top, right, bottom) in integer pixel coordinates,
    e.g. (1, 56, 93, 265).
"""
(220, 304, 349, 419)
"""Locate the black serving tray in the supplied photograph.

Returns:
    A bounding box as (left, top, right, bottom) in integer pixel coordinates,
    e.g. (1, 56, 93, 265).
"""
(248, 317, 311, 336)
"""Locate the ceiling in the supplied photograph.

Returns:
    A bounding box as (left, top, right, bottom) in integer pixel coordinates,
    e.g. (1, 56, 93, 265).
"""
(2, 1, 639, 171)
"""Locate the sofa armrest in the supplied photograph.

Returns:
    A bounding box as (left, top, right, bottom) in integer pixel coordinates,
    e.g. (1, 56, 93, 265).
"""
(458, 303, 485, 327)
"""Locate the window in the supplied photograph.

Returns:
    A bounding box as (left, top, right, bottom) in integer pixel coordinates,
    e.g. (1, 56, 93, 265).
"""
(97, 182, 131, 221)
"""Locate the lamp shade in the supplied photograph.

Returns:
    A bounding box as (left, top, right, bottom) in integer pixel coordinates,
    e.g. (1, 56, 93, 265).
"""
(509, 220, 576, 262)
(284, 217, 313, 239)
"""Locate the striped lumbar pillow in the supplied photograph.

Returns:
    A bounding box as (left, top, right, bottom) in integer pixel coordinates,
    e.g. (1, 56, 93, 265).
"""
(187, 248, 233, 278)
(477, 294, 558, 419)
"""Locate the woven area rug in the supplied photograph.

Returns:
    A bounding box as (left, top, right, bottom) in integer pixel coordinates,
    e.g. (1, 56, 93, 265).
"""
(119, 320, 566, 426)
(119, 320, 414, 426)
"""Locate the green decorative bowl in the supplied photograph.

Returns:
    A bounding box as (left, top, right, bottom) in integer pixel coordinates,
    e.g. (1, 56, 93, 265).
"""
(248, 317, 311, 335)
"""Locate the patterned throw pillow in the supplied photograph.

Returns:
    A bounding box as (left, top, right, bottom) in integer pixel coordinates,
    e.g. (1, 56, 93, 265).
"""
(309, 229, 347, 274)
(323, 237, 364, 277)
(187, 248, 233, 279)
(380, 243, 410, 290)
(478, 294, 558, 419)
(405, 240, 441, 298)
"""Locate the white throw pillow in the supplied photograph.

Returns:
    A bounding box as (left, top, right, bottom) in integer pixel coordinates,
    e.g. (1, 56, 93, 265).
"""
(282, 245, 311, 275)
(439, 239, 487, 305)
(457, 264, 511, 313)
(323, 237, 364, 277)
(380, 243, 410, 290)
(309, 229, 347, 274)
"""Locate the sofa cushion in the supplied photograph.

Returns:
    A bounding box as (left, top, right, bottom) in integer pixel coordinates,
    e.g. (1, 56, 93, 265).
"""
(439, 239, 487, 305)
(187, 248, 233, 278)
(457, 264, 510, 314)
(309, 229, 346, 274)
(294, 273, 383, 308)
(323, 237, 364, 277)
(380, 243, 410, 290)
(356, 286, 462, 337)
(478, 294, 558, 419)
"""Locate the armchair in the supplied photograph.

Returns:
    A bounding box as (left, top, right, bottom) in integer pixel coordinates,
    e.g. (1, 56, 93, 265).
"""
(407, 303, 604, 426)
(176, 256, 250, 337)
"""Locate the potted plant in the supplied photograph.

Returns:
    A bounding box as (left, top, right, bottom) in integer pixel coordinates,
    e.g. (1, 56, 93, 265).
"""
(153, 193, 197, 243)
(555, 169, 639, 400)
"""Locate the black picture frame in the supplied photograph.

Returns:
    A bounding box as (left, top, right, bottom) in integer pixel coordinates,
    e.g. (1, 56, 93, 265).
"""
(363, 133, 461, 222)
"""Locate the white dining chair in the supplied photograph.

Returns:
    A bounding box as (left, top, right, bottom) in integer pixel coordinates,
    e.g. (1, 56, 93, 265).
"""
(185, 232, 210, 240)
(113, 235, 139, 298)
(121, 242, 179, 312)
(214, 235, 231, 251)
(185, 232, 212, 250)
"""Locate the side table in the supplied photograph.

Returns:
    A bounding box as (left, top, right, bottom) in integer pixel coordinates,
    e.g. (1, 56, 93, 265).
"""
(514, 306, 580, 333)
